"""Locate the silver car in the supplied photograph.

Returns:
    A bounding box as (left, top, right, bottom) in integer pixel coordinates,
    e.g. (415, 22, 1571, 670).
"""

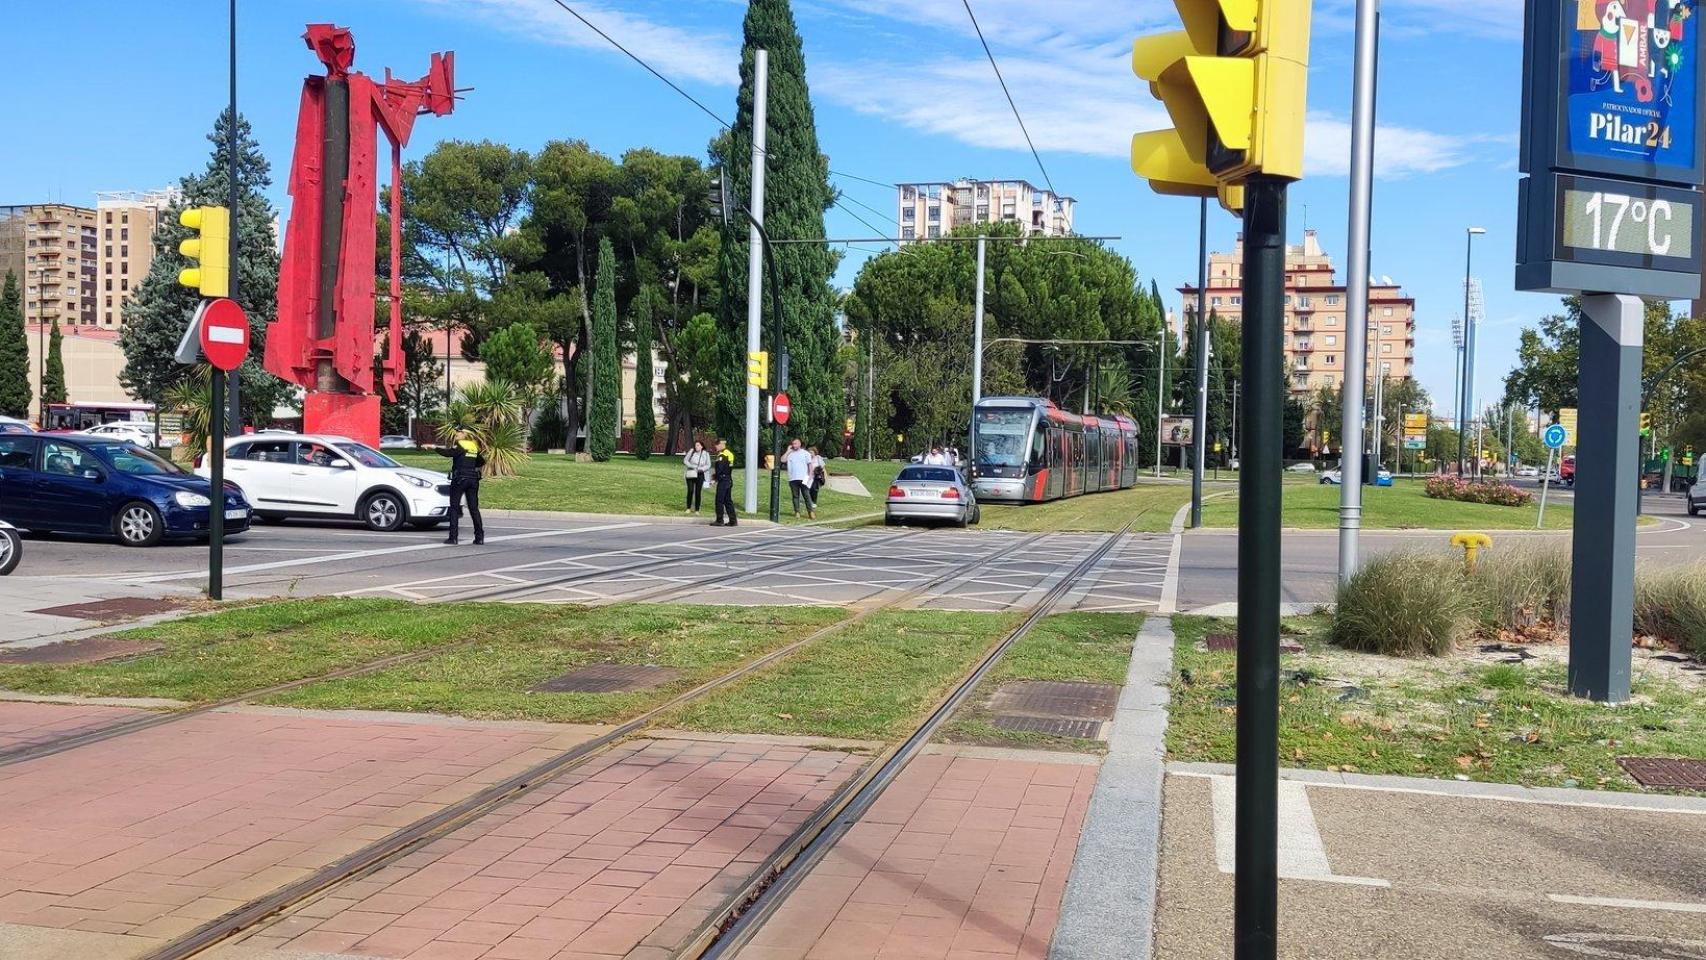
(885, 465, 980, 527)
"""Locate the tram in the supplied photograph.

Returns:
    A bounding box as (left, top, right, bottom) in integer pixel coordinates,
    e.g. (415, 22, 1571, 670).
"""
(970, 396, 1142, 503)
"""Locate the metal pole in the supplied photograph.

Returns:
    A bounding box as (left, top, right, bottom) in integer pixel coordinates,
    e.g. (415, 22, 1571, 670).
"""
(743, 49, 769, 515)
(1232, 379, 1239, 463)
(226, 0, 241, 435)
(866, 338, 874, 461)
(971, 235, 986, 468)
(1336, 0, 1379, 583)
(1156, 327, 1166, 476)
(1236, 174, 1285, 960)
(1191, 196, 1209, 527)
(1458, 232, 1476, 474)
(209, 368, 225, 600)
(1538, 446, 1555, 529)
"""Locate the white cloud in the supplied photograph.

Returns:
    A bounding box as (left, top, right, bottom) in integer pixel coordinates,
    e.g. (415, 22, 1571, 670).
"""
(409, 0, 739, 87)
(1304, 113, 1486, 177)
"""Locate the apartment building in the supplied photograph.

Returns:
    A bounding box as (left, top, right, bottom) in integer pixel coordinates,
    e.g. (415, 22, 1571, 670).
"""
(1178, 230, 1416, 398)
(896, 179, 1075, 243)
(0, 203, 99, 328)
(95, 188, 180, 328)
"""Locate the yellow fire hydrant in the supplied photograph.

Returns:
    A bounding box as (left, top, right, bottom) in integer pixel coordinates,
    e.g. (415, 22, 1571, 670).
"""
(1450, 531, 1492, 572)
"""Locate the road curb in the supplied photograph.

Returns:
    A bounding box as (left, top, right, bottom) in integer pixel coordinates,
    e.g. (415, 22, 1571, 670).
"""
(1049, 616, 1173, 960)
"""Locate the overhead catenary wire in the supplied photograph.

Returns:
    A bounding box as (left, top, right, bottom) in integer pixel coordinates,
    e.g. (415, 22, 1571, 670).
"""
(959, 0, 1059, 199)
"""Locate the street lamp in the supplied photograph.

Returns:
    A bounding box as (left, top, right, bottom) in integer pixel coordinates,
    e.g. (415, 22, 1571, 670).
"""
(1458, 226, 1486, 475)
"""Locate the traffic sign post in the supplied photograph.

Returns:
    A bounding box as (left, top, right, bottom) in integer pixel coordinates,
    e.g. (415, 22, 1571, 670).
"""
(767, 389, 791, 523)
(1538, 422, 1568, 529)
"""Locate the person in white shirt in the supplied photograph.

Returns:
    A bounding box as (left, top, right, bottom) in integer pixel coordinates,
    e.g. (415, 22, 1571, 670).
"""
(783, 439, 815, 519)
(923, 446, 950, 466)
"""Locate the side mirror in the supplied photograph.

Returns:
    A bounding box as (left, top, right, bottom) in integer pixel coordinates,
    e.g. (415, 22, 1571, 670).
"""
(82, 468, 106, 482)
(330, 458, 352, 470)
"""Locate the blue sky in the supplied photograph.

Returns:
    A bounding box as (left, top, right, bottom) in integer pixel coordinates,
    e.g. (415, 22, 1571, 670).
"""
(3, 0, 1553, 416)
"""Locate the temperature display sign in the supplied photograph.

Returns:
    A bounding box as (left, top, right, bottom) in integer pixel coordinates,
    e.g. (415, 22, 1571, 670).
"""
(1554, 173, 1701, 268)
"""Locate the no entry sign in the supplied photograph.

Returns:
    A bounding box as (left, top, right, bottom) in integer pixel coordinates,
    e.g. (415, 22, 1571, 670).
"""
(772, 392, 792, 426)
(198, 298, 250, 371)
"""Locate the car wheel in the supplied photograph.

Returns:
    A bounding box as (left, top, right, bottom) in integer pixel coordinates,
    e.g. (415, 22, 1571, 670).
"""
(409, 519, 443, 530)
(884, 514, 900, 527)
(971, 504, 982, 525)
(361, 491, 407, 532)
(115, 502, 164, 547)
(1690, 501, 1700, 517)
(0, 528, 19, 575)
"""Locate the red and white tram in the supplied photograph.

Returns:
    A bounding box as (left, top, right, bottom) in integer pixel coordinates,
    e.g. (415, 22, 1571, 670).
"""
(970, 397, 1142, 503)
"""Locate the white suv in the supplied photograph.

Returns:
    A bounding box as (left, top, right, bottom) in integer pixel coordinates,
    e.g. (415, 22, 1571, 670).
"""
(196, 433, 451, 531)
(80, 422, 162, 448)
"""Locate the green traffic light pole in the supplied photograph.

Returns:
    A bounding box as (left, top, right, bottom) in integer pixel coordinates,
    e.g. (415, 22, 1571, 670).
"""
(1235, 174, 1286, 960)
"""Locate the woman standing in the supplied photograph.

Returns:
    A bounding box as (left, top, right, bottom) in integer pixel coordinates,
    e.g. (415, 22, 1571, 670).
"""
(428, 430, 485, 545)
(682, 441, 711, 514)
(807, 445, 827, 514)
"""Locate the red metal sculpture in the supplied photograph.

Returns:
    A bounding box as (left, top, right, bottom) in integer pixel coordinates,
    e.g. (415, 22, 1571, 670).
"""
(267, 24, 455, 445)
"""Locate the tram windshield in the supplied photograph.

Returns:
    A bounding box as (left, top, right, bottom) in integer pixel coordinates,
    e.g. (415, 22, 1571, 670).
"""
(974, 408, 1034, 468)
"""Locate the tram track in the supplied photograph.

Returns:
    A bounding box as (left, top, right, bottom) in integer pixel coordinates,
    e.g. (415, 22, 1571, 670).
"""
(135, 530, 1060, 960)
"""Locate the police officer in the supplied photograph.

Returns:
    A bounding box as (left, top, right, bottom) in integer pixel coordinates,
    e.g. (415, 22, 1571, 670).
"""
(428, 430, 485, 545)
(712, 438, 737, 526)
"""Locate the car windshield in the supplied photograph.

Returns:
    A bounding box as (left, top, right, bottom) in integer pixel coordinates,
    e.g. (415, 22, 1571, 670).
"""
(898, 467, 958, 483)
(335, 442, 401, 469)
(92, 443, 184, 476)
(974, 408, 1032, 468)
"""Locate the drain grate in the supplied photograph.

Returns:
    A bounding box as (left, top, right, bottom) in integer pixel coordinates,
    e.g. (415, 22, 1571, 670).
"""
(531, 664, 681, 693)
(28, 597, 183, 620)
(1204, 634, 1303, 654)
(992, 715, 1105, 739)
(988, 680, 1120, 721)
(1618, 757, 1706, 791)
(0, 637, 162, 665)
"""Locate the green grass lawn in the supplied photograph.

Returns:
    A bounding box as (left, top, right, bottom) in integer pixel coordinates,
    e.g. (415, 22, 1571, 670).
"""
(1167, 615, 1706, 791)
(0, 599, 526, 703)
(943, 612, 1142, 752)
(666, 610, 1021, 740)
(975, 483, 1194, 533)
(266, 603, 846, 723)
(392, 452, 898, 524)
(1201, 478, 1575, 530)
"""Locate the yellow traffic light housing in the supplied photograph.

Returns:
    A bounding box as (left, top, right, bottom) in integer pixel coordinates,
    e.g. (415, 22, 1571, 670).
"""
(177, 206, 230, 298)
(747, 350, 769, 389)
(1640, 411, 1652, 435)
(1131, 0, 1311, 196)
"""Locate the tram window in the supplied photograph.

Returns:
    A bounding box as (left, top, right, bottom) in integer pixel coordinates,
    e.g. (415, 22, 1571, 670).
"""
(1029, 427, 1047, 467)
(976, 408, 1034, 468)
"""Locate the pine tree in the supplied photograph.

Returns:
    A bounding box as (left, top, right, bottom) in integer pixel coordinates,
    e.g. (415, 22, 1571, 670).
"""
(43, 320, 66, 405)
(713, 0, 842, 449)
(588, 237, 620, 462)
(632, 286, 656, 459)
(119, 109, 284, 424)
(0, 271, 28, 418)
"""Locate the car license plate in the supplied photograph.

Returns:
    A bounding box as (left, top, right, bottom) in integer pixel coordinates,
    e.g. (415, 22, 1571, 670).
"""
(224, 509, 248, 520)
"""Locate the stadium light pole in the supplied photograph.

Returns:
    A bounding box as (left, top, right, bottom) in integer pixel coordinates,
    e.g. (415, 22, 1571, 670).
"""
(1457, 226, 1485, 475)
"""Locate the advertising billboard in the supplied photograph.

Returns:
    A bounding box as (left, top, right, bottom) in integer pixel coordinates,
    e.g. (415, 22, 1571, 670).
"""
(1161, 416, 1195, 446)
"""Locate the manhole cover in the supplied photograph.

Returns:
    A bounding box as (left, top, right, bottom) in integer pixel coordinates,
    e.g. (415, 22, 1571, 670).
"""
(1205, 634, 1302, 654)
(0, 637, 162, 665)
(987, 680, 1120, 721)
(531, 664, 680, 693)
(28, 597, 182, 620)
(1617, 757, 1706, 791)
(992, 715, 1105, 739)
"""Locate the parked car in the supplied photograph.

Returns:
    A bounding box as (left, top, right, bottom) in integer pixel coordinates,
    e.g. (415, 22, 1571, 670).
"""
(379, 434, 419, 450)
(197, 433, 450, 531)
(1688, 479, 1706, 516)
(0, 519, 19, 575)
(0, 434, 250, 547)
(1285, 462, 1317, 474)
(1319, 467, 1392, 486)
(79, 421, 158, 448)
(0, 416, 32, 435)
(885, 465, 980, 528)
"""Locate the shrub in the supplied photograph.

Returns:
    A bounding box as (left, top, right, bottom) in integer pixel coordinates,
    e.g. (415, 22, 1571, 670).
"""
(1424, 475, 1533, 506)
(1634, 561, 1706, 658)
(1468, 546, 1572, 632)
(1331, 552, 1478, 657)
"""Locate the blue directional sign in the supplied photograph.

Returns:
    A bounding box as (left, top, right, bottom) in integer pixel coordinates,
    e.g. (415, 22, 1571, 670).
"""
(1545, 422, 1570, 449)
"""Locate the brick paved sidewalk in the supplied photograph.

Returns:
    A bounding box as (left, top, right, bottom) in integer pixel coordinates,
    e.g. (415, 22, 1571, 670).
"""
(0, 702, 600, 956)
(737, 747, 1099, 960)
(224, 736, 868, 960)
(0, 700, 149, 752)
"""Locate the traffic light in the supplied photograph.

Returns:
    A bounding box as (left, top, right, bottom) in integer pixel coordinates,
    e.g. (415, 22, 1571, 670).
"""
(177, 206, 230, 298)
(1130, 0, 1312, 198)
(1640, 411, 1652, 436)
(747, 350, 769, 389)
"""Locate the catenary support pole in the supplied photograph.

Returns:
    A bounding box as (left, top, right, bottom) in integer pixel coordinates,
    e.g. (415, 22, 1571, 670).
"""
(1191, 197, 1209, 527)
(1156, 327, 1166, 476)
(1336, 0, 1378, 582)
(1570, 293, 1641, 703)
(226, 0, 241, 435)
(209, 368, 225, 600)
(1237, 175, 1285, 960)
(743, 49, 769, 516)
(1458, 230, 1481, 474)
(971, 235, 986, 466)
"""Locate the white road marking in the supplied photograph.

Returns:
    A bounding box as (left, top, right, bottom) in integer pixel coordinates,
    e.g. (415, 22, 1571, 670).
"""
(121, 522, 642, 583)
(1544, 933, 1706, 957)
(1173, 766, 1706, 815)
(1548, 894, 1706, 914)
(1208, 775, 1390, 886)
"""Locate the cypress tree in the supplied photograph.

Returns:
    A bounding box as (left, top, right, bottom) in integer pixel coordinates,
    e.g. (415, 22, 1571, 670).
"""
(588, 237, 620, 462)
(43, 320, 67, 405)
(0, 271, 28, 418)
(632, 286, 656, 459)
(713, 0, 841, 450)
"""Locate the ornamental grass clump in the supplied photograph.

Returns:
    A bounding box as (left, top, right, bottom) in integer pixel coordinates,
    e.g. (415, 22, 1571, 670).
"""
(1469, 546, 1572, 632)
(1634, 561, 1706, 658)
(1330, 552, 1478, 657)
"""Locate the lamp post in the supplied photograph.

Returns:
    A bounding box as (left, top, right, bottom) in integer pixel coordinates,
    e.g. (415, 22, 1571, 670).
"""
(1457, 226, 1485, 475)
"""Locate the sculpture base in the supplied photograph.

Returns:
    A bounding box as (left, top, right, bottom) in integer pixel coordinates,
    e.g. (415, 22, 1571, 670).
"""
(303, 393, 381, 448)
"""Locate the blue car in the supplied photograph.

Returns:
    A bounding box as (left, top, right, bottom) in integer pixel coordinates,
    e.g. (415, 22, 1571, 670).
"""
(0, 434, 250, 547)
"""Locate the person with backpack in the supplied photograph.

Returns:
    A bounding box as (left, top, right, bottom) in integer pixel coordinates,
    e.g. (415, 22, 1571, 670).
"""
(427, 430, 485, 545)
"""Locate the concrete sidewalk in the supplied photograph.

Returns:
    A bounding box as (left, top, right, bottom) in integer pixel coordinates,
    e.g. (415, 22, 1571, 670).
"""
(0, 577, 203, 649)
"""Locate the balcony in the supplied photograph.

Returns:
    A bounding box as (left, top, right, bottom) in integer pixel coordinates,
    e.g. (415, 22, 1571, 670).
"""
(1292, 342, 1315, 353)
(1294, 297, 1315, 312)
